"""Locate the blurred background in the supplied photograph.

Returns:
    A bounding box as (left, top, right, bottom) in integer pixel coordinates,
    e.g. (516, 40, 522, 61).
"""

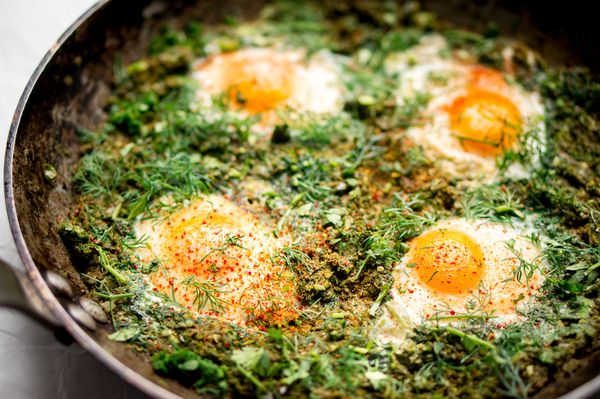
(0, 1, 145, 397)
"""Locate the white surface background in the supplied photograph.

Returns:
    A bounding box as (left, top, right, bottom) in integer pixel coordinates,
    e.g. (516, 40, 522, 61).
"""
(0, 1, 146, 397)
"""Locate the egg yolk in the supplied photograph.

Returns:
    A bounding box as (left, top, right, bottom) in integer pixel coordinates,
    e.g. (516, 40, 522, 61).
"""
(207, 51, 297, 114)
(408, 229, 485, 294)
(448, 90, 522, 157)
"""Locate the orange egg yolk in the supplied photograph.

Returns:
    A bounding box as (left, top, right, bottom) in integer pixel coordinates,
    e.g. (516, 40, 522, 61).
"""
(212, 52, 297, 114)
(448, 90, 522, 157)
(408, 229, 485, 294)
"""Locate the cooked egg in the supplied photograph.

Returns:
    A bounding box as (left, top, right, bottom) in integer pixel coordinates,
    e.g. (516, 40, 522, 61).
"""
(134, 195, 298, 327)
(193, 47, 344, 126)
(386, 34, 545, 179)
(376, 218, 545, 345)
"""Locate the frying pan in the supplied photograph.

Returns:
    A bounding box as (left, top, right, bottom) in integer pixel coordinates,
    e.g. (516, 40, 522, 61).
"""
(1, 0, 599, 398)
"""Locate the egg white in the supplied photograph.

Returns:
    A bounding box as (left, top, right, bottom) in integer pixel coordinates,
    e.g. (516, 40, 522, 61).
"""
(134, 194, 298, 327)
(386, 34, 546, 180)
(376, 218, 545, 345)
(192, 47, 344, 128)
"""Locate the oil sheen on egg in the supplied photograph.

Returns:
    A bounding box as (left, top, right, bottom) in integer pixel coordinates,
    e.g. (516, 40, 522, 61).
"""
(386, 34, 545, 179)
(376, 218, 545, 345)
(135, 194, 298, 327)
(192, 47, 344, 126)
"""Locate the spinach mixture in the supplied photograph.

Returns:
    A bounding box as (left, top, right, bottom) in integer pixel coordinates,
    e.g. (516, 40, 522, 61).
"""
(61, 1, 600, 398)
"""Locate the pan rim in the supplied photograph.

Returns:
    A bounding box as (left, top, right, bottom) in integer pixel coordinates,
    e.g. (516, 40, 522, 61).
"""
(3, 0, 180, 398)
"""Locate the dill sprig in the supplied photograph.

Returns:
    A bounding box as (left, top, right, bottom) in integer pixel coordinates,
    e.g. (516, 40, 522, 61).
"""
(279, 244, 312, 275)
(379, 194, 436, 241)
(505, 239, 541, 287)
(180, 276, 228, 314)
(96, 246, 128, 285)
(74, 82, 254, 220)
(461, 184, 525, 221)
(444, 327, 529, 399)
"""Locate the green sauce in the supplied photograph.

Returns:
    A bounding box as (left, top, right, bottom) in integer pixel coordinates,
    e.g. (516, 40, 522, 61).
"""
(61, 1, 600, 397)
